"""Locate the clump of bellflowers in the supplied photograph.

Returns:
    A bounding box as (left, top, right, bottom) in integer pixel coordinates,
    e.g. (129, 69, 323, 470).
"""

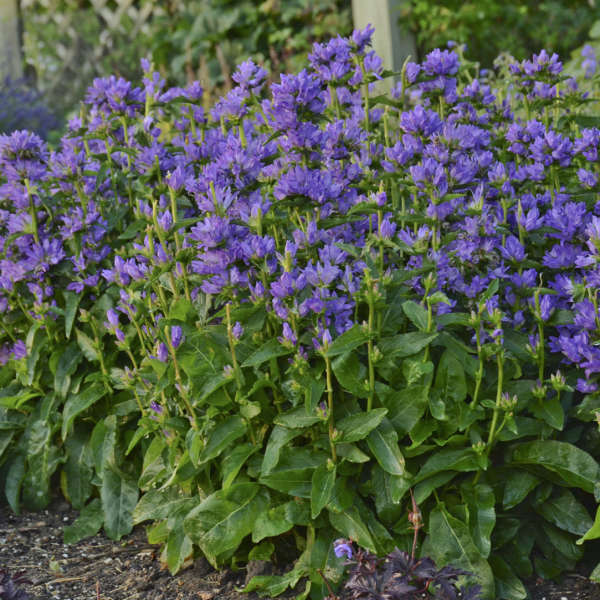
(3, 26, 600, 600)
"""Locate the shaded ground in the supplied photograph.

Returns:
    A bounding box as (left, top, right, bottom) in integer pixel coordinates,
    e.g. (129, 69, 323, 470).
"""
(1, 500, 599, 600)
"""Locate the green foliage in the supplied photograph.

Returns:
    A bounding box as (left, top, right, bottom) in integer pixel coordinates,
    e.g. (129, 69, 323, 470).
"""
(402, 0, 599, 67)
(21, 0, 352, 121)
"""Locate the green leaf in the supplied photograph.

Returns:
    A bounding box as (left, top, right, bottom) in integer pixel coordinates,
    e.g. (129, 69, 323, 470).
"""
(323, 324, 369, 357)
(489, 555, 527, 600)
(541, 522, 583, 562)
(166, 528, 193, 574)
(63, 291, 80, 339)
(529, 396, 564, 430)
(536, 489, 593, 536)
(259, 448, 324, 498)
(252, 502, 302, 543)
(0, 389, 42, 410)
(63, 429, 93, 509)
(133, 488, 183, 524)
(332, 352, 368, 398)
(222, 443, 258, 490)
(414, 472, 456, 504)
(89, 416, 116, 475)
(422, 505, 495, 600)
(402, 300, 428, 331)
(23, 408, 59, 510)
(578, 505, 600, 545)
(503, 470, 540, 509)
(510, 440, 600, 493)
(100, 463, 139, 540)
(0, 430, 14, 461)
(304, 376, 326, 414)
(261, 425, 303, 475)
(248, 541, 275, 561)
(61, 383, 105, 440)
(336, 408, 388, 443)
(55, 342, 82, 399)
(75, 328, 99, 362)
(336, 443, 370, 463)
(371, 467, 408, 522)
(63, 498, 104, 544)
(378, 332, 438, 358)
(434, 350, 467, 403)
(168, 297, 195, 321)
(138, 436, 167, 490)
(184, 483, 269, 567)
(274, 406, 322, 428)
(461, 482, 496, 558)
(241, 338, 292, 367)
(328, 505, 377, 553)
(194, 415, 247, 466)
(366, 420, 405, 476)
(5, 453, 26, 513)
(414, 448, 481, 483)
(311, 463, 336, 519)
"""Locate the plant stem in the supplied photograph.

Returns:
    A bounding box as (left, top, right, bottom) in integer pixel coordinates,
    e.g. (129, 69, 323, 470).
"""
(324, 354, 337, 463)
(367, 287, 376, 411)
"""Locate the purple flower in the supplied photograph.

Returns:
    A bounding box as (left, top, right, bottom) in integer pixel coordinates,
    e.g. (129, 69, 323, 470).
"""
(232, 59, 268, 94)
(500, 236, 526, 262)
(422, 49, 460, 76)
(576, 379, 598, 393)
(12, 339, 27, 360)
(171, 325, 184, 349)
(279, 322, 297, 346)
(106, 308, 120, 328)
(158, 210, 173, 232)
(578, 168, 597, 188)
(351, 24, 375, 53)
(334, 539, 353, 559)
(582, 44, 597, 79)
(157, 342, 169, 363)
(150, 401, 163, 414)
(232, 321, 244, 340)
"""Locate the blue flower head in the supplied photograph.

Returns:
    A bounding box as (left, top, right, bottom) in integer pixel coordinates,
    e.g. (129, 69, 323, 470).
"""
(334, 539, 353, 559)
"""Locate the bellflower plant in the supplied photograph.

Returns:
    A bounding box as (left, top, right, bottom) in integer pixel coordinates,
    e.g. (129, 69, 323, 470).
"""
(2, 28, 600, 600)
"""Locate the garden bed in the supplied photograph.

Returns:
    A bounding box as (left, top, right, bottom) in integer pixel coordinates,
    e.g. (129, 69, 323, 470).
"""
(1, 502, 599, 600)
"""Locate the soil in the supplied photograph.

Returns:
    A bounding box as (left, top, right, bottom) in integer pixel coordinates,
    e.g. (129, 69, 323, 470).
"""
(1, 500, 599, 600)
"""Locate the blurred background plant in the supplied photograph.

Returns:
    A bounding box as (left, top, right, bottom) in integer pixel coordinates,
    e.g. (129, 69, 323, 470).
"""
(402, 0, 600, 68)
(18, 0, 352, 129)
(0, 76, 59, 140)
(5, 1, 600, 140)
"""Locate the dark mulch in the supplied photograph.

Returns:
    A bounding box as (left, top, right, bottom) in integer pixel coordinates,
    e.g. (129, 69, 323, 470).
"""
(1, 500, 599, 600)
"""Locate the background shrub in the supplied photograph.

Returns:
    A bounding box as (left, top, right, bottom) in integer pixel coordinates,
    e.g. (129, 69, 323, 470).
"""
(0, 76, 59, 138)
(20, 0, 352, 123)
(403, 0, 599, 67)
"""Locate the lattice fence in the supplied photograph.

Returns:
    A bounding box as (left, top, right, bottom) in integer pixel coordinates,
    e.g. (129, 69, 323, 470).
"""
(21, 0, 170, 117)
(21, 0, 352, 121)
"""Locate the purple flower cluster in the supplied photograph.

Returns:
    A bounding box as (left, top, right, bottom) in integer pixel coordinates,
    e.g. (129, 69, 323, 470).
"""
(2, 27, 600, 403)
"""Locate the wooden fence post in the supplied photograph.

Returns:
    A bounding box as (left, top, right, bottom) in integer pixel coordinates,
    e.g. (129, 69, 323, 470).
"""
(0, 0, 24, 81)
(351, 0, 416, 93)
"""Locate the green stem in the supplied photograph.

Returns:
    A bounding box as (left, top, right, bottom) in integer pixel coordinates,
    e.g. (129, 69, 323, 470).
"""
(487, 353, 504, 450)
(324, 355, 337, 463)
(24, 179, 39, 245)
(89, 318, 112, 392)
(366, 286, 376, 412)
(166, 328, 197, 430)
